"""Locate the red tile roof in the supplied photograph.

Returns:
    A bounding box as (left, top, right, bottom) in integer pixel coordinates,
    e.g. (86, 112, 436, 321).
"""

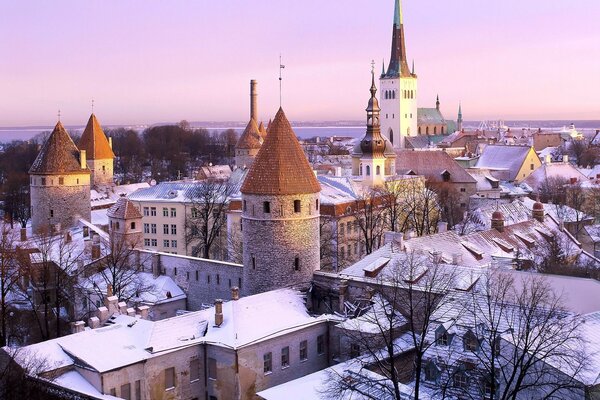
(78, 114, 115, 160)
(235, 119, 262, 150)
(107, 197, 142, 219)
(241, 108, 321, 195)
(29, 121, 90, 175)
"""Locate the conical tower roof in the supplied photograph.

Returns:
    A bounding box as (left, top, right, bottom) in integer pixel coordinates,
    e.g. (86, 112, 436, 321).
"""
(29, 121, 90, 175)
(236, 119, 262, 150)
(258, 121, 267, 139)
(241, 108, 320, 195)
(78, 114, 115, 160)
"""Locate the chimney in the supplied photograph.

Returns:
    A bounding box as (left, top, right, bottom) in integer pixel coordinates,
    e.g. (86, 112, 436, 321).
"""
(83, 226, 89, 238)
(88, 316, 100, 329)
(127, 307, 136, 317)
(107, 284, 113, 297)
(138, 305, 149, 320)
(545, 154, 552, 164)
(452, 253, 463, 265)
(532, 201, 545, 223)
(64, 231, 72, 243)
(97, 306, 109, 323)
(80, 149, 87, 169)
(437, 221, 448, 233)
(432, 251, 443, 264)
(491, 211, 505, 233)
(118, 301, 128, 314)
(105, 295, 119, 315)
(250, 80, 258, 122)
(231, 286, 240, 301)
(563, 154, 569, 163)
(152, 253, 161, 277)
(108, 136, 113, 149)
(20, 228, 27, 242)
(91, 243, 101, 259)
(214, 299, 224, 327)
(339, 280, 348, 313)
(70, 321, 85, 334)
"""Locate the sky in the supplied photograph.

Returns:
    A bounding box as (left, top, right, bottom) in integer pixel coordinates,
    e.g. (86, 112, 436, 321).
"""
(1, 0, 599, 126)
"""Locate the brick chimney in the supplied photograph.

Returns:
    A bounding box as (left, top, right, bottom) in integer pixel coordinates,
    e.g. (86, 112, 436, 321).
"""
(214, 299, 224, 327)
(491, 210, 505, 233)
(532, 201, 545, 223)
(231, 286, 240, 301)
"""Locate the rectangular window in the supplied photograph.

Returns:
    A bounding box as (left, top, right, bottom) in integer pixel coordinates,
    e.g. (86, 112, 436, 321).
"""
(294, 200, 301, 213)
(50, 209, 54, 218)
(460, 188, 466, 192)
(135, 380, 141, 400)
(144, 223, 150, 234)
(151, 239, 157, 246)
(165, 367, 175, 390)
(294, 257, 300, 271)
(143, 207, 149, 216)
(110, 388, 116, 396)
(216, 274, 220, 285)
(191, 207, 199, 218)
(171, 224, 177, 235)
(195, 270, 199, 281)
(207, 274, 211, 284)
(144, 239, 151, 246)
(171, 208, 176, 217)
(281, 347, 290, 368)
(263, 201, 271, 213)
(252, 256, 256, 269)
(530, 163, 535, 170)
(300, 340, 308, 361)
(208, 358, 217, 380)
(150, 207, 157, 216)
(317, 334, 325, 355)
(350, 343, 360, 358)
(151, 224, 157, 234)
(316, 199, 319, 210)
(163, 207, 169, 217)
(120, 383, 131, 400)
(163, 240, 170, 248)
(190, 358, 200, 382)
(243, 200, 247, 212)
(346, 221, 351, 234)
(59, 177, 64, 185)
(264, 352, 272, 374)
(340, 224, 345, 236)
(163, 224, 169, 234)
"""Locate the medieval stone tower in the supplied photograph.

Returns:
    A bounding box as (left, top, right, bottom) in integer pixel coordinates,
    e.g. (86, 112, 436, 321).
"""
(240, 108, 321, 296)
(352, 69, 397, 187)
(29, 121, 91, 233)
(380, 0, 418, 149)
(77, 113, 115, 188)
(235, 80, 264, 169)
(107, 196, 143, 249)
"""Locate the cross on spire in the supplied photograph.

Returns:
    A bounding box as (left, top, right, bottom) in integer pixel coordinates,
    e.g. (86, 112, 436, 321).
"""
(57, 109, 61, 121)
(91, 99, 95, 114)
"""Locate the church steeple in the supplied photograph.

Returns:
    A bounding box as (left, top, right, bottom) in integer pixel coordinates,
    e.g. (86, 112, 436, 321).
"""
(457, 102, 463, 131)
(385, 0, 412, 78)
(436, 95, 440, 110)
(361, 67, 385, 157)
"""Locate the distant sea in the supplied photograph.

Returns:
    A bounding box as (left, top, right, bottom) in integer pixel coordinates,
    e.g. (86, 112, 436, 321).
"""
(1, 120, 599, 143)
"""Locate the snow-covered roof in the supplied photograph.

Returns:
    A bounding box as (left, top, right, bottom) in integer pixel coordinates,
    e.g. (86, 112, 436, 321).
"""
(53, 370, 120, 399)
(317, 175, 361, 205)
(523, 161, 587, 191)
(476, 145, 536, 181)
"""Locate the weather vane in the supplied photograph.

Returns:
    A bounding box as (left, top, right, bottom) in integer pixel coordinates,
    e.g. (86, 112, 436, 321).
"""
(57, 109, 61, 121)
(92, 99, 95, 113)
(371, 59, 375, 74)
(279, 54, 285, 107)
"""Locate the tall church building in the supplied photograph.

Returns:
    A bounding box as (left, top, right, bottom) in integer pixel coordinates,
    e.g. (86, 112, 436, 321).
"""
(29, 121, 91, 233)
(380, 0, 418, 149)
(77, 113, 115, 189)
(240, 108, 321, 296)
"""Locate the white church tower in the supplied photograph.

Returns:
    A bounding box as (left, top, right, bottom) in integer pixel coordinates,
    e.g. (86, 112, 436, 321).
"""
(380, 0, 418, 149)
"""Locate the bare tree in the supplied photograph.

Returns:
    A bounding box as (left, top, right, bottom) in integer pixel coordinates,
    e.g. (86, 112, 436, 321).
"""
(353, 192, 389, 256)
(438, 271, 588, 399)
(185, 178, 236, 259)
(0, 224, 22, 347)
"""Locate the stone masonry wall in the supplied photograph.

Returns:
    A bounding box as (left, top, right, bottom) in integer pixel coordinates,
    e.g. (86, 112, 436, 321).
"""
(242, 193, 320, 296)
(88, 158, 114, 188)
(30, 174, 91, 232)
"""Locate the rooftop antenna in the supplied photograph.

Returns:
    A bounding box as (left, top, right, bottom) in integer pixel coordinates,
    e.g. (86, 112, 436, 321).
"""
(279, 54, 285, 107)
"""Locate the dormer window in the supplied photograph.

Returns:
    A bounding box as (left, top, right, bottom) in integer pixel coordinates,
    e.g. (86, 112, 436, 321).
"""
(442, 170, 451, 182)
(463, 330, 480, 352)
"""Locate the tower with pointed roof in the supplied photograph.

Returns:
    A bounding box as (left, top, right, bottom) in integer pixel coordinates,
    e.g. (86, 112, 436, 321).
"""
(380, 0, 418, 149)
(77, 113, 115, 189)
(240, 108, 321, 296)
(457, 103, 463, 132)
(352, 69, 397, 187)
(235, 80, 264, 169)
(29, 121, 91, 232)
(107, 196, 143, 249)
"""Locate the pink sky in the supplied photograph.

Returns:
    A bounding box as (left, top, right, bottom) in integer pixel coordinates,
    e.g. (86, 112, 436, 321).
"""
(1, 0, 599, 126)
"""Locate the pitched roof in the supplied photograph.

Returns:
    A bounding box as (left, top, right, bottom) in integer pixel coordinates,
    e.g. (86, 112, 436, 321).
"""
(107, 197, 142, 219)
(395, 150, 477, 184)
(475, 145, 536, 181)
(241, 108, 321, 195)
(417, 108, 445, 125)
(77, 114, 115, 160)
(235, 119, 262, 150)
(29, 121, 90, 175)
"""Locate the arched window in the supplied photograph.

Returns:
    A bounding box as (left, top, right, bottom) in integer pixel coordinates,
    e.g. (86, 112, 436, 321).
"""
(392, 90, 395, 99)
(376, 165, 381, 175)
(426, 127, 430, 135)
(441, 127, 445, 134)
(434, 127, 437, 134)
(293, 200, 301, 213)
(366, 165, 371, 176)
(389, 129, 394, 145)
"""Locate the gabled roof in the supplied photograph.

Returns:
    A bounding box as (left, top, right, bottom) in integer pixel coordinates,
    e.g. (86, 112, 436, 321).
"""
(29, 121, 90, 175)
(107, 197, 142, 220)
(395, 150, 477, 184)
(241, 108, 321, 195)
(476, 145, 537, 181)
(235, 119, 262, 150)
(418, 108, 445, 125)
(77, 114, 115, 160)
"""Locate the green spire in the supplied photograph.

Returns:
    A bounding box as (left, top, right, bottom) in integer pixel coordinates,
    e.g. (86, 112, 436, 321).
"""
(394, 0, 403, 26)
(412, 60, 415, 74)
